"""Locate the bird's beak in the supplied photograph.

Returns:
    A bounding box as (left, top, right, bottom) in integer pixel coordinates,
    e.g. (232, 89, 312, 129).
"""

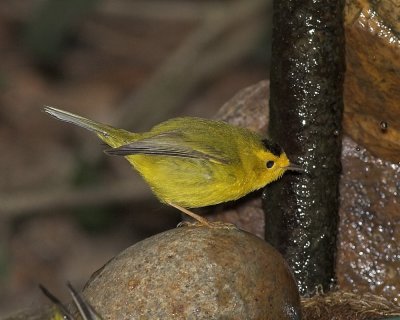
(285, 163, 305, 172)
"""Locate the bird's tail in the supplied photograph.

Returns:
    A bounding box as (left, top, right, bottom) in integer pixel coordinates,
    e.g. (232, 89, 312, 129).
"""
(43, 106, 137, 148)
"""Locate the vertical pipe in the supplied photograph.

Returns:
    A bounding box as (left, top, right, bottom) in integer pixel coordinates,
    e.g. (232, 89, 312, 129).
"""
(265, 0, 345, 295)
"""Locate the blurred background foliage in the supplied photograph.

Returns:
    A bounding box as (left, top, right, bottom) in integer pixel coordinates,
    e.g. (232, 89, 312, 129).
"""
(0, 0, 271, 316)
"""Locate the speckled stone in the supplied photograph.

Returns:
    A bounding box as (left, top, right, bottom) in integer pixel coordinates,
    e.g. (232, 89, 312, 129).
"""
(337, 137, 400, 304)
(83, 224, 301, 319)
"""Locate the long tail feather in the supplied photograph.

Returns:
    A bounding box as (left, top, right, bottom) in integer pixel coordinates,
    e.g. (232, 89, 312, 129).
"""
(43, 106, 137, 148)
(43, 106, 111, 138)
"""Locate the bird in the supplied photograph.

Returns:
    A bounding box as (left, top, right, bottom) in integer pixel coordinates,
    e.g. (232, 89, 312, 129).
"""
(43, 106, 302, 226)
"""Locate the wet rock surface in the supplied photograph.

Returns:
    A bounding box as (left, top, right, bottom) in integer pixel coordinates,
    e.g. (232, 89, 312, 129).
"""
(344, 0, 400, 162)
(337, 137, 400, 303)
(339, 0, 400, 303)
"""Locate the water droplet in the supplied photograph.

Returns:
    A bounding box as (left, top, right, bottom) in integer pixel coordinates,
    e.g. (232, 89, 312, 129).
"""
(380, 121, 388, 132)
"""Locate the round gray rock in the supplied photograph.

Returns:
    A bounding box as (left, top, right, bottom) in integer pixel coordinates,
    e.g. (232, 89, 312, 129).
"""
(83, 224, 301, 319)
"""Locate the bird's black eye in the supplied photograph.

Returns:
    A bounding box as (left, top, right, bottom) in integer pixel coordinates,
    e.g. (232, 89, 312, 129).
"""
(266, 160, 275, 168)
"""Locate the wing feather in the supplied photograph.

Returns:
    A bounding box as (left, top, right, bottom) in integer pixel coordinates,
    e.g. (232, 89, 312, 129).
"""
(104, 131, 230, 164)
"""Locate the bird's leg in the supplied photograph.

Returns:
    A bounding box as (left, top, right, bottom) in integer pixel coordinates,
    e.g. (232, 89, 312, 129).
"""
(168, 203, 237, 229)
(167, 202, 211, 227)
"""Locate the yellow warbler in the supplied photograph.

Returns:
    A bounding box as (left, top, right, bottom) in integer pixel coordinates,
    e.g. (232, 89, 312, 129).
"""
(44, 107, 302, 225)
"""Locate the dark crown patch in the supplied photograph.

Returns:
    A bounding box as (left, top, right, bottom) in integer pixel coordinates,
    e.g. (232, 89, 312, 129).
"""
(261, 139, 283, 156)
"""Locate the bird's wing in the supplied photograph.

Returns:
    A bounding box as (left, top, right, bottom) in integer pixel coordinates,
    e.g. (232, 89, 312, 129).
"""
(104, 131, 231, 164)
